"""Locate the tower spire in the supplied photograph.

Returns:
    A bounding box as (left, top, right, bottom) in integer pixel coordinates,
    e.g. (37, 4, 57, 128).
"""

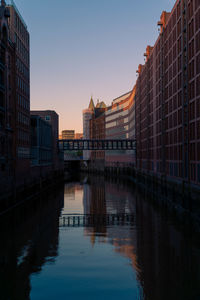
(88, 96, 95, 111)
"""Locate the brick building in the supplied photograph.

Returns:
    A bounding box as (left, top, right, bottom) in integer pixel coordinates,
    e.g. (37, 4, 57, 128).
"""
(0, 1, 16, 189)
(0, 1, 64, 200)
(90, 101, 107, 161)
(75, 133, 83, 139)
(7, 0, 30, 184)
(135, 0, 200, 186)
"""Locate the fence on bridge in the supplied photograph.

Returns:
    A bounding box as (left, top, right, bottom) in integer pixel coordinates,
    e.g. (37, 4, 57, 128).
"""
(59, 139, 136, 151)
(59, 213, 135, 227)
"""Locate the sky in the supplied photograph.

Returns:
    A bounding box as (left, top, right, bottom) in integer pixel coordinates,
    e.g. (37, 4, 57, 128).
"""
(11, 0, 175, 134)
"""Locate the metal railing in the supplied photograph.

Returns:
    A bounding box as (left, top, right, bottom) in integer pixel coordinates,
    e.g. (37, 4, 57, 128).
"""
(59, 213, 135, 227)
(59, 139, 136, 151)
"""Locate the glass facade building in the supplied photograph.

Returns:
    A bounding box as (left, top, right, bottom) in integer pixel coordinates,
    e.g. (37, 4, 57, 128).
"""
(105, 89, 136, 164)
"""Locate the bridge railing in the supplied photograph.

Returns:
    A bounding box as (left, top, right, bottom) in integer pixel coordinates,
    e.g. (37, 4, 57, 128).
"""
(59, 139, 136, 151)
(59, 213, 135, 227)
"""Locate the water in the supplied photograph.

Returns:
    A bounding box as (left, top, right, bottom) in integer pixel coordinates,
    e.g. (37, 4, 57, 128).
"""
(0, 175, 200, 300)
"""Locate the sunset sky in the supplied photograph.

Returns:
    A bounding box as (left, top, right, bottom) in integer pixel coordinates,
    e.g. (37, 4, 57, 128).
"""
(12, 0, 175, 133)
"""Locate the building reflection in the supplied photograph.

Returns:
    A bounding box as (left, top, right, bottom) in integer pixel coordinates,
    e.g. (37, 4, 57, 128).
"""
(83, 177, 138, 260)
(134, 192, 200, 300)
(83, 177, 107, 245)
(64, 184, 75, 200)
(0, 186, 64, 300)
(83, 176, 200, 300)
(1, 177, 200, 300)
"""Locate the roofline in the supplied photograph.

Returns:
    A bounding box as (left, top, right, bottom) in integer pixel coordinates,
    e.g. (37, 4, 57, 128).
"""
(7, 0, 27, 29)
(30, 110, 58, 116)
(112, 91, 132, 102)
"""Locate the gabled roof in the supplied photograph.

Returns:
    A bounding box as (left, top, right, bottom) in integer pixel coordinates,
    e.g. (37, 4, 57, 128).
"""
(96, 100, 106, 109)
(99, 101, 106, 108)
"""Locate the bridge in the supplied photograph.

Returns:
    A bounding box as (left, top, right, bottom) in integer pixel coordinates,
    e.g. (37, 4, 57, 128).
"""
(59, 213, 135, 227)
(59, 139, 136, 151)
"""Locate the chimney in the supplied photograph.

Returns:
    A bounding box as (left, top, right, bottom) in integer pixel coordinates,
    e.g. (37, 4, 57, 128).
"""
(157, 11, 171, 33)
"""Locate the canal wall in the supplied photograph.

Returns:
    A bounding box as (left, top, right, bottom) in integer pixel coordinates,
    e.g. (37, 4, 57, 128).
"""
(81, 161, 200, 232)
(0, 167, 64, 215)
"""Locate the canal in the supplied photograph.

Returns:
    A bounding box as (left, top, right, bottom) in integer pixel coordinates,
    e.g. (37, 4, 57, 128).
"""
(0, 175, 200, 300)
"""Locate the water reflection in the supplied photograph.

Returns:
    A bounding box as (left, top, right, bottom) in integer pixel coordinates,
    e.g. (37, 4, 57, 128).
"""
(82, 176, 200, 300)
(135, 194, 200, 300)
(63, 183, 84, 214)
(0, 177, 200, 300)
(0, 187, 64, 300)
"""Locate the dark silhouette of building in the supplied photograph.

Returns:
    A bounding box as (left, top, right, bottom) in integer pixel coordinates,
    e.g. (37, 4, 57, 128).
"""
(0, 185, 64, 300)
(30, 115, 52, 167)
(30, 110, 62, 171)
(0, 0, 16, 190)
(7, 0, 30, 185)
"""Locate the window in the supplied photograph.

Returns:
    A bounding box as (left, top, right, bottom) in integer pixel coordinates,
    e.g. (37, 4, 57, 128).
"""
(45, 116, 51, 121)
(198, 165, 200, 183)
